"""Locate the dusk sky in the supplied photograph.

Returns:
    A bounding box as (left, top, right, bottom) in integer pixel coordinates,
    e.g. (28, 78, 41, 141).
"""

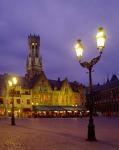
(0, 0, 119, 85)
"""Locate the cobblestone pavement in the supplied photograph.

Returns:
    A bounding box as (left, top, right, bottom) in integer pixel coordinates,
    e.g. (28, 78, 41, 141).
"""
(0, 117, 119, 150)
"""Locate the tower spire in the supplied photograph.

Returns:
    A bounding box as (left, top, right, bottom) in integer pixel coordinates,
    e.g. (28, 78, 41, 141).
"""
(26, 34, 42, 80)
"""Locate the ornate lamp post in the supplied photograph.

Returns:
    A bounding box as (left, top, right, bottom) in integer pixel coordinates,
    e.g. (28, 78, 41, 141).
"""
(8, 77, 18, 126)
(74, 27, 106, 141)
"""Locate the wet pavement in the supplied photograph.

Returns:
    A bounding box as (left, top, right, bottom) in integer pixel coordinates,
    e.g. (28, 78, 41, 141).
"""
(0, 117, 119, 150)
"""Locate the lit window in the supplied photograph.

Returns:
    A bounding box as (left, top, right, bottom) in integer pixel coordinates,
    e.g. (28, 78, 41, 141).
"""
(27, 99, 30, 104)
(17, 99, 20, 104)
(0, 98, 3, 104)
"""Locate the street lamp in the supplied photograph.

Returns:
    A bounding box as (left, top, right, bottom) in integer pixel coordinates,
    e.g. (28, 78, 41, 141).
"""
(8, 77, 18, 126)
(74, 27, 106, 141)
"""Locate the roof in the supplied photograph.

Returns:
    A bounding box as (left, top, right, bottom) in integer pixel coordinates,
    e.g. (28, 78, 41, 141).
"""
(49, 79, 83, 92)
(48, 79, 63, 90)
(110, 74, 118, 82)
(0, 72, 83, 92)
(29, 72, 83, 92)
(19, 76, 29, 88)
(0, 73, 29, 89)
(29, 71, 48, 88)
(69, 81, 81, 92)
(85, 74, 119, 93)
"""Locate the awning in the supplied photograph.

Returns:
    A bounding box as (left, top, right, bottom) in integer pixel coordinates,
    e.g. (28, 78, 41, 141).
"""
(32, 106, 86, 112)
(33, 106, 64, 111)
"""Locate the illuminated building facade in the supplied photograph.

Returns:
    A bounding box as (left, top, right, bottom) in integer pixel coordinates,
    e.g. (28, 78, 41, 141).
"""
(0, 34, 86, 117)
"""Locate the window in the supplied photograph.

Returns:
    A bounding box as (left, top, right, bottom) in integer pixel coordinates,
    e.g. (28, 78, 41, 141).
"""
(27, 99, 30, 105)
(16, 91, 20, 94)
(17, 99, 20, 104)
(32, 43, 35, 49)
(25, 91, 30, 95)
(16, 91, 20, 96)
(0, 98, 3, 104)
(64, 87, 68, 93)
(43, 87, 47, 92)
(35, 44, 37, 49)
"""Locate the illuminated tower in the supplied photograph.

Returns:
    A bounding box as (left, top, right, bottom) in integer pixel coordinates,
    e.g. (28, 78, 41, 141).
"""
(26, 34, 42, 80)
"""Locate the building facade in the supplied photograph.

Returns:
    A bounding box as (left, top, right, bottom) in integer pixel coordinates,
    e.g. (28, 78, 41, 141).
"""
(86, 74, 119, 116)
(0, 34, 86, 117)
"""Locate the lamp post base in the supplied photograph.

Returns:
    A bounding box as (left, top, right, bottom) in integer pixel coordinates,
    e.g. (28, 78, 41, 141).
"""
(11, 122, 15, 126)
(11, 117, 15, 126)
(11, 121, 15, 125)
(87, 117, 97, 141)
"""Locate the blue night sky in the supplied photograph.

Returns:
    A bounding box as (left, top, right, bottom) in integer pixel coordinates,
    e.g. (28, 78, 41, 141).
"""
(0, 0, 119, 85)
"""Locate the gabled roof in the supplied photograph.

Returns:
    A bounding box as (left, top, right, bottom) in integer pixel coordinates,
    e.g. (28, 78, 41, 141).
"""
(29, 71, 82, 92)
(110, 74, 118, 82)
(69, 81, 80, 92)
(49, 79, 82, 92)
(19, 77, 29, 89)
(48, 79, 63, 90)
(93, 76, 119, 92)
(0, 73, 29, 89)
(29, 71, 48, 88)
(0, 73, 83, 92)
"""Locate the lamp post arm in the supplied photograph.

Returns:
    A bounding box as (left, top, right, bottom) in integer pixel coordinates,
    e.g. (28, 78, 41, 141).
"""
(79, 53, 102, 70)
(79, 53, 102, 93)
(89, 53, 102, 67)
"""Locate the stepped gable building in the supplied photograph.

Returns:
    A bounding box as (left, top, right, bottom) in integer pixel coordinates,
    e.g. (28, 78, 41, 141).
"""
(0, 34, 86, 117)
(87, 74, 119, 116)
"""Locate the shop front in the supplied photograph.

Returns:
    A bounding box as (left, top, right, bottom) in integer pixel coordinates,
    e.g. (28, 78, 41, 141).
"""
(32, 105, 86, 118)
(22, 108, 32, 118)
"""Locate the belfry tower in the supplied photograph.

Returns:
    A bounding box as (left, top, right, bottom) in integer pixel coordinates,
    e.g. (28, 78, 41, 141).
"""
(26, 34, 42, 80)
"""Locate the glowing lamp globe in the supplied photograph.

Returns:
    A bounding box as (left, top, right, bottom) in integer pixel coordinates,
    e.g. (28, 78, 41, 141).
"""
(75, 39, 84, 60)
(96, 27, 106, 52)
